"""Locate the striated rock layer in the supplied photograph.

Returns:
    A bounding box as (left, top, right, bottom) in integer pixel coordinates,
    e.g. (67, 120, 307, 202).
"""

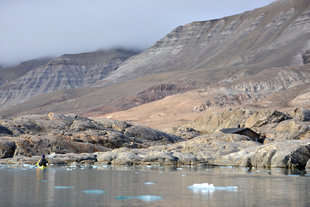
(0, 49, 138, 109)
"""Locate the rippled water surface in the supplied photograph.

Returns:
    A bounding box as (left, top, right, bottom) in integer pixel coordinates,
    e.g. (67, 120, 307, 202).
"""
(0, 164, 309, 207)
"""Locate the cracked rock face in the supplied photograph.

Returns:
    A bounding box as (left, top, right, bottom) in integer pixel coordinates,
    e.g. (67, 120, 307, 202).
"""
(1, 108, 310, 169)
(0, 49, 138, 109)
(0, 113, 181, 158)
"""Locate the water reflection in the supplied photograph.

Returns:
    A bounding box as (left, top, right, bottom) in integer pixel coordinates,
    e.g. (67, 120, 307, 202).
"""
(0, 165, 309, 207)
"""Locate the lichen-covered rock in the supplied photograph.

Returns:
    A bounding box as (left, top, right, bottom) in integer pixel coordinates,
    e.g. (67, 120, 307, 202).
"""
(164, 127, 201, 140)
(124, 125, 180, 143)
(0, 139, 16, 158)
(0, 114, 181, 158)
(257, 120, 310, 142)
(292, 107, 310, 122)
(187, 108, 254, 133)
(244, 110, 290, 128)
(96, 134, 260, 166)
(217, 140, 310, 169)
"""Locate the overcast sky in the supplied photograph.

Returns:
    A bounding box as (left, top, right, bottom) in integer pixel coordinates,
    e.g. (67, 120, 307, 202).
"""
(0, 0, 275, 66)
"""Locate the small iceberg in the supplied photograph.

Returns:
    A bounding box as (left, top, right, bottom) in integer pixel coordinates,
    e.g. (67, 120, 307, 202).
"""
(82, 190, 106, 194)
(22, 164, 36, 169)
(188, 183, 237, 194)
(116, 195, 163, 202)
(54, 186, 74, 189)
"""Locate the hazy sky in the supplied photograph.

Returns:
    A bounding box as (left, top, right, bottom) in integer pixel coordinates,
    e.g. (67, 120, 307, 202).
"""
(0, 0, 275, 66)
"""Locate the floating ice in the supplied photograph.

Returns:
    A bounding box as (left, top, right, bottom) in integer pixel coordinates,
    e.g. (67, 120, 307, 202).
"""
(135, 195, 163, 202)
(54, 186, 74, 189)
(188, 183, 215, 189)
(144, 182, 155, 185)
(188, 183, 237, 194)
(82, 190, 106, 194)
(287, 174, 299, 177)
(116, 195, 163, 202)
(22, 164, 35, 168)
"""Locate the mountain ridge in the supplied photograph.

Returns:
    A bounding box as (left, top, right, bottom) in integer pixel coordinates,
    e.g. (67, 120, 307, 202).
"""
(0, 49, 138, 108)
(0, 0, 310, 129)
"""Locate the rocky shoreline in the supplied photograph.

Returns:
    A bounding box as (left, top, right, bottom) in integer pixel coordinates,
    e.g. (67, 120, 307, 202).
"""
(1, 108, 310, 169)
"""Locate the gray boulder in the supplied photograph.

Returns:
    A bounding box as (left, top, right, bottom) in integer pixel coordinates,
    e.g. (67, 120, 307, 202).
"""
(0, 139, 16, 158)
(124, 125, 181, 143)
(292, 107, 310, 122)
(244, 110, 290, 128)
(217, 140, 310, 169)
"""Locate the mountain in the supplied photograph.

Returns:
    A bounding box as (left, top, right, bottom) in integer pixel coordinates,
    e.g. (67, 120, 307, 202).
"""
(0, 58, 52, 87)
(0, 0, 310, 129)
(96, 0, 310, 86)
(0, 49, 138, 109)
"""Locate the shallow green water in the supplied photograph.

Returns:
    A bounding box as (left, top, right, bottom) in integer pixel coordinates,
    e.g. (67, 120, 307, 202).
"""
(0, 164, 309, 207)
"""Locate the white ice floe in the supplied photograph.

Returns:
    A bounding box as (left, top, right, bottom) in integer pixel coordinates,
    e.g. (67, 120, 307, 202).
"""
(22, 164, 36, 168)
(54, 186, 74, 189)
(82, 189, 105, 194)
(116, 195, 163, 202)
(188, 183, 237, 194)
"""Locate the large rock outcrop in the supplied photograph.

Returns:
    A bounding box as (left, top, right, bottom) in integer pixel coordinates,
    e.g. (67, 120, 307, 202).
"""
(215, 140, 310, 169)
(0, 113, 181, 158)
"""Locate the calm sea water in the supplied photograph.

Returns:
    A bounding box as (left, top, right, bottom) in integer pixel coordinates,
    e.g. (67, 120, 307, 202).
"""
(0, 164, 309, 207)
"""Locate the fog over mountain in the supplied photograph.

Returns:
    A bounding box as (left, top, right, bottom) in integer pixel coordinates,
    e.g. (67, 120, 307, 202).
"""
(0, 0, 274, 66)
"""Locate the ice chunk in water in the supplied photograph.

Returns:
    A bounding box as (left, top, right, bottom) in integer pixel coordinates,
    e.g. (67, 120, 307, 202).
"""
(115, 195, 163, 202)
(54, 186, 74, 189)
(188, 183, 237, 194)
(188, 183, 215, 189)
(82, 190, 105, 194)
(22, 164, 35, 168)
(135, 195, 163, 202)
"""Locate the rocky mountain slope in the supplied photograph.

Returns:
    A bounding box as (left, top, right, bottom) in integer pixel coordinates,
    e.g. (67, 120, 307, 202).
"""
(0, 49, 138, 109)
(0, 58, 52, 87)
(0, 0, 310, 123)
